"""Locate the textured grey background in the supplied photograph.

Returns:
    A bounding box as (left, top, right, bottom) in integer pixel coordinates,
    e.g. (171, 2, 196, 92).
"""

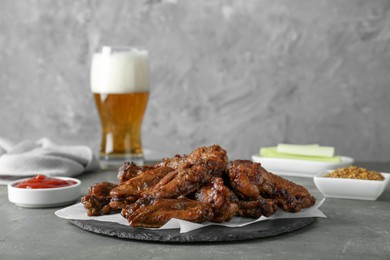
(0, 0, 390, 161)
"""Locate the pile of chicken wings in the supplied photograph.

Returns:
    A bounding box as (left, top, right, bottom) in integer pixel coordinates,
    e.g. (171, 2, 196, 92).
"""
(81, 145, 316, 228)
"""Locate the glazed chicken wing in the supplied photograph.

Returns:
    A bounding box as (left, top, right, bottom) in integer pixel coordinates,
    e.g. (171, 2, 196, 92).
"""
(123, 197, 214, 228)
(227, 160, 274, 200)
(195, 177, 239, 222)
(227, 160, 315, 213)
(157, 145, 228, 177)
(227, 160, 278, 217)
(157, 154, 192, 170)
(110, 166, 174, 209)
(117, 162, 155, 183)
(81, 182, 119, 216)
(237, 198, 278, 218)
(143, 165, 212, 199)
(187, 145, 229, 176)
(267, 173, 316, 212)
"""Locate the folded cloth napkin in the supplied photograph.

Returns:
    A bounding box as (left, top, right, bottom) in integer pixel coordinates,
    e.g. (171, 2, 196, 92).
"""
(0, 138, 99, 184)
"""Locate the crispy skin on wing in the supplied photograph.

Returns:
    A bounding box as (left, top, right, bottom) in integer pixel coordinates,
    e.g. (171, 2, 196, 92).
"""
(157, 145, 228, 176)
(237, 198, 278, 218)
(143, 165, 212, 199)
(195, 177, 239, 222)
(226, 160, 278, 217)
(109, 198, 136, 210)
(82, 195, 113, 216)
(81, 182, 119, 216)
(227, 160, 274, 200)
(227, 160, 316, 213)
(124, 198, 214, 228)
(110, 167, 174, 208)
(157, 154, 192, 170)
(267, 173, 316, 212)
(88, 181, 117, 197)
(117, 162, 155, 183)
(187, 145, 229, 176)
(112, 167, 175, 199)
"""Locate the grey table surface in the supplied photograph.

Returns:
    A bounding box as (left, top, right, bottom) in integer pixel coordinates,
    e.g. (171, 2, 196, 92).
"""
(1, 162, 389, 260)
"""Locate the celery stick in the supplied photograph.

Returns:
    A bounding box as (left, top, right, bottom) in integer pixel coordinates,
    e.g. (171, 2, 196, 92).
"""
(260, 147, 341, 162)
(276, 144, 335, 158)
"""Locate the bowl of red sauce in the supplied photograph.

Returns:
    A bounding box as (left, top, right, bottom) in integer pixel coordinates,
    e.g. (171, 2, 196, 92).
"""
(8, 175, 81, 208)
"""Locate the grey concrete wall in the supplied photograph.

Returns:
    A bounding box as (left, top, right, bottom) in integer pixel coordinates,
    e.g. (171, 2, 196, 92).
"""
(0, 0, 390, 162)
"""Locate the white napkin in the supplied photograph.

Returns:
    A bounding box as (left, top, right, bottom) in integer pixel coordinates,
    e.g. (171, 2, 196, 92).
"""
(0, 138, 99, 184)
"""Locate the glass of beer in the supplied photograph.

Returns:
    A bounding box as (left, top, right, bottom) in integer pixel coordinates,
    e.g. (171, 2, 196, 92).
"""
(90, 46, 149, 167)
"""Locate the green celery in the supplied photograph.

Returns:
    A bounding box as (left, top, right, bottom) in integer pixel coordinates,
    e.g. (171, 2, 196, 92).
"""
(260, 147, 341, 162)
(276, 144, 335, 158)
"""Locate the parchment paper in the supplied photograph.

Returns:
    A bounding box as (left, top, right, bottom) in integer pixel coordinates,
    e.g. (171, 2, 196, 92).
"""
(55, 198, 326, 234)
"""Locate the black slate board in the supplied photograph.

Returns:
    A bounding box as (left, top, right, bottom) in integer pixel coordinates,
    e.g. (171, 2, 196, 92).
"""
(69, 218, 316, 243)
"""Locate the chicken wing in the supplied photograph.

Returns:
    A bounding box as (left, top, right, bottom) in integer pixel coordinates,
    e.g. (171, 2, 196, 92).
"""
(195, 177, 239, 222)
(157, 145, 228, 177)
(227, 160, 315, 213)
(81, 182, 119, 216)
(226, 160, 278, 217)
(123, 197, 214, 228)
(227, 160, 274, 200)
(143, 165, 212, 199)
(110, 166, 174, 209)
(157, 154, 192, 170)
(117, 162, 155, 183)
(237, 198, 278, 218)
(187, 145, 229, 176)
(267, 173, 316, 212)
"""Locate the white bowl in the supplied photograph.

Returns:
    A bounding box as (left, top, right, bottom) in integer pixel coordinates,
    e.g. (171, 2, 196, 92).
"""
(251, 155, 354, 177)
(8, 177, 81, 208)
(313, 172, 390, 200)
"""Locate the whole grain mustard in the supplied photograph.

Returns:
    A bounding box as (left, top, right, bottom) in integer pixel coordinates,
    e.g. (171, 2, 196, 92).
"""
(325, 166, 384, 181)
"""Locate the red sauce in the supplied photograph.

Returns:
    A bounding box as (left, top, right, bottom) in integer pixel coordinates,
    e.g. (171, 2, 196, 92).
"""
(15, 175, 77, 189)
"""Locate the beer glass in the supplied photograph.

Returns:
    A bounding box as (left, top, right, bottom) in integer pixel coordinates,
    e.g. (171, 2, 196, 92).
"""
(90, 46, 149, 167)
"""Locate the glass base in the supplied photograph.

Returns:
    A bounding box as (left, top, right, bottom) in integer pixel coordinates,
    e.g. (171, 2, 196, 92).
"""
(99, 154, 144, 170)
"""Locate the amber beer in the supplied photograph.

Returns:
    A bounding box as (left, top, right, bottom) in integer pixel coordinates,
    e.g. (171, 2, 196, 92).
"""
(91, 46, 149, 166)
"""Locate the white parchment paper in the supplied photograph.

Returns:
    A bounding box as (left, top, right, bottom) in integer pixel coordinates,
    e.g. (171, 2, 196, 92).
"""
(55, 198, 326, 234)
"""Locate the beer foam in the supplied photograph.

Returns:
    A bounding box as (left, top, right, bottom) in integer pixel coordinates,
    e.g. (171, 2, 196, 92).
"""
(91, 47, 149, 94)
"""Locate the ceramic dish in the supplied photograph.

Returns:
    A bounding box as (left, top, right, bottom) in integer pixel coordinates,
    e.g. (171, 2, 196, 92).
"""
(251, 155, 354, 177)
(313, 172, 390, 200)
(8, 177, 81, 208)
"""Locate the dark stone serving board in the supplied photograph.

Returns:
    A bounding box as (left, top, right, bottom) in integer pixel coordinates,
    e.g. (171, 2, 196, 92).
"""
(69, 218, 316, 243)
